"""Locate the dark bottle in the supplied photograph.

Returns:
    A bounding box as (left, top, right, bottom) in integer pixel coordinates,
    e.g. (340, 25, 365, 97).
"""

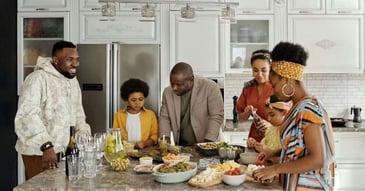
(65, 126, 79, 176)
(232, 96, 238, 123)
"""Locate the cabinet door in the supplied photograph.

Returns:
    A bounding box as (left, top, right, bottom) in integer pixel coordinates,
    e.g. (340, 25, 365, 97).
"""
(17, 12, 70, 95)
(229, 0, 274, 14)
(288, 15, 364, 73)
(170, 11, 225, 77)
(288, 0, 325, 14)
(18, 0, 70, 11)
(334, 132, 365, 163)
(228, 15, 274, 73)
(80, 0, 159, 11)
(326, 0, 364, 14)
(334, 164, 365, 190)
(169, 0, 222, 11)
(79, 11, 159, 43)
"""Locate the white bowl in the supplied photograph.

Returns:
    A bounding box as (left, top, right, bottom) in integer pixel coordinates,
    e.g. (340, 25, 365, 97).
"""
(139, 156, 153, 165)
(239, 149, 258, 164)
(222, 172, 246, 186)
(152, 162, 197, 183)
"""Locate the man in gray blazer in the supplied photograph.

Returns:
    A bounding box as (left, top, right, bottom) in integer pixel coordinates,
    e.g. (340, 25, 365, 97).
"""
(159, 62, 224, 146)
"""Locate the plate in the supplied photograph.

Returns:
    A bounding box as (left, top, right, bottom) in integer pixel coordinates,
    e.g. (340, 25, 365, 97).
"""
(133, 164, 154, 174)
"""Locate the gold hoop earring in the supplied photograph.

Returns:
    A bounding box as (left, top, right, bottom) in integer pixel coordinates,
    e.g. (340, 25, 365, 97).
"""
(282, 83, 295, 97)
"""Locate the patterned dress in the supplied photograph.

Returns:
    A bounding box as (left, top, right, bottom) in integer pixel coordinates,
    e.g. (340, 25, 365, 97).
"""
(279, 96, 335, 191)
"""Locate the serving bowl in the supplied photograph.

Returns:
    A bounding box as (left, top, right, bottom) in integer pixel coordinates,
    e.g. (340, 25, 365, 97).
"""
(222, 168, 246, 186)
(152, 162, 197, 183)
(239, 148, 258, 164)
(196, 142, 223, 156)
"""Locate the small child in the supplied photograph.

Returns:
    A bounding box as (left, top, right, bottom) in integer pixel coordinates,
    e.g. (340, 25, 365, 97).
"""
(113, 78, 158, 149)
(247, 95, 291, 153)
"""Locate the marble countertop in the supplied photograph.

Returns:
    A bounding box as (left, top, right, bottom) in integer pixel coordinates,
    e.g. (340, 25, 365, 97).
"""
(14, 148, 283, 191)
(224, 120, 365, 132)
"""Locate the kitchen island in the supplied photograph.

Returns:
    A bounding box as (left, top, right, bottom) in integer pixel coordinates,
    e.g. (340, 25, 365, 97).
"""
(14, 156, 282, 191)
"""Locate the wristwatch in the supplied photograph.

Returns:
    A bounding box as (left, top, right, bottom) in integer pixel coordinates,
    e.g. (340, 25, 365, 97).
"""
(40, 141, 54, 152)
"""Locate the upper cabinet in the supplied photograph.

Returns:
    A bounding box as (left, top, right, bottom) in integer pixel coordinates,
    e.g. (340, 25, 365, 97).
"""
(169, 0, 222, 11)
(18, 0, 71, 11)
(79, 0, 160, 43)
(288, 15, 364, 73)
(79, 11, 160, 43)
(169, 11, 226, 77)
(17, 12, 70, 94)
(80, 0, 160, 11)
(288, 0, 364, 14)
(229, 0, 274, 14)
(227, 15, 274, 73)
(326, 0, 364, 14)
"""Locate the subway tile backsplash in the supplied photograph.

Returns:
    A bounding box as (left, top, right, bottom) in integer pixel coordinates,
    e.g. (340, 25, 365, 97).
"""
(224, 73, 365, 120)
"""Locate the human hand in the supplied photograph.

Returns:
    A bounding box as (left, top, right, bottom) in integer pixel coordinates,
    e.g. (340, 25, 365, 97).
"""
(247, 137, 256, 148)
(41, 147, 58, 170)
(254, 142, 265, 153)
(256, 119, 271, 132)
(244, 105, 255, 114)
(135, 141, 145, 149)
(252, 165, 277, 184)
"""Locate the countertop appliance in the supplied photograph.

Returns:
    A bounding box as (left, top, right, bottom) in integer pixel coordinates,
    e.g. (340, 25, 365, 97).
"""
(351, 106, 362, 123)
(77, 43, 160, 133)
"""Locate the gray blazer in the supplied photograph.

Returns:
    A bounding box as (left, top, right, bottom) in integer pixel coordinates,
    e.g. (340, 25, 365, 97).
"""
(159, 76, 224, 144)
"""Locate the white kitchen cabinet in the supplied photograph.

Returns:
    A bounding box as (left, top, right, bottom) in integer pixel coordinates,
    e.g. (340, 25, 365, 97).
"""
(228, 15, 274, 73)
(169, 11, 226, 77)
(223, 131, 249, 145)
(288, 0, 325, 14)
(288, 0, 364, 14)
(169, 0, 222, 11)
(18, 0, 71, 11)
(79, 11, 160, 43)
(228, 0, 274, 14)
(288, 15, 364, 73)
(326, 0, 364, 14)
(334, 163, 365, 190)
(79, 0, 160, 11)
(334, 132, 365, 163)
(333, 132, 365, 190)
(17, 12, 70, 95)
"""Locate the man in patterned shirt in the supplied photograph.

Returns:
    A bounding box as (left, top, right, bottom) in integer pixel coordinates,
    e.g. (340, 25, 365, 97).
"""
(15, 41, 91, 180)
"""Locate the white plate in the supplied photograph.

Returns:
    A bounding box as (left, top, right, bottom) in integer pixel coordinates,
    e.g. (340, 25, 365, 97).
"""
(133, 164, 154, 174)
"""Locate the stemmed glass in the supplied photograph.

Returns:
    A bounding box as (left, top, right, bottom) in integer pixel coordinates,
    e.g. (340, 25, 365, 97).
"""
(94, 132, 106, 166)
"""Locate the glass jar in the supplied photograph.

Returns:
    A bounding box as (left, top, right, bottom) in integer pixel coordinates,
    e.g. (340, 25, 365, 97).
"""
(104, 128, 125, 163)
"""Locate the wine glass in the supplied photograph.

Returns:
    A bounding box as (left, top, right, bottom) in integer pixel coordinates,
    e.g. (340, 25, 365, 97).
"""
(94, 132, 106, 166)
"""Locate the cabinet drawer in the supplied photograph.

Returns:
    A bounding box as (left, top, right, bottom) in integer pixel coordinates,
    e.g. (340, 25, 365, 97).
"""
(335, 163, 365, 190)
(334, 132, 365, 163)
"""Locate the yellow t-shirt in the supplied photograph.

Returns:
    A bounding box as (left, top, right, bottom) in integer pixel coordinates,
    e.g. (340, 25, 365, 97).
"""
(260, 126, 281, 150)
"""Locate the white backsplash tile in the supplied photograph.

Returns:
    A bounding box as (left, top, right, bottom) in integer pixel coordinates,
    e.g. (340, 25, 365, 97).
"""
(225, 73, 365, 120)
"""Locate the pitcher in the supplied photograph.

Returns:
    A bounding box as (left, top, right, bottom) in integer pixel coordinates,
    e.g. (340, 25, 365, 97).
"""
(104, 128, 124, 163)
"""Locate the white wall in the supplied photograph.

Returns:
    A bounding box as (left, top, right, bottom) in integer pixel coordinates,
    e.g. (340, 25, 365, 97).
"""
(224, 73, 365, 120)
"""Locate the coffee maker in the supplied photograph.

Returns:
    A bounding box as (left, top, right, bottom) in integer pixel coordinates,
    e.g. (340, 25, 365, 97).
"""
(351, 106, 362, 122)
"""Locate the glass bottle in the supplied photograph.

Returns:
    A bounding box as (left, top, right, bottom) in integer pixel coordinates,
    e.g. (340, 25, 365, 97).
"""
(104, 128, 124, 163)
(65, 126, 79, 176)
(251, 111, 262, 132)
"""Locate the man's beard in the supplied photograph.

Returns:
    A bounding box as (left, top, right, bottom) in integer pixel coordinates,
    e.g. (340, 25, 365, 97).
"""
(61, 71, 76, 79)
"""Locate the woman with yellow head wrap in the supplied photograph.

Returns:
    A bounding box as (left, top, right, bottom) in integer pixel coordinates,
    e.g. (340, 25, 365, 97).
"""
(252, 42, 335, 191)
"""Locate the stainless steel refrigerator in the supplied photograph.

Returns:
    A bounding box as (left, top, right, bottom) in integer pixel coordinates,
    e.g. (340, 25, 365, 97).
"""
(77, 43, 160, 133)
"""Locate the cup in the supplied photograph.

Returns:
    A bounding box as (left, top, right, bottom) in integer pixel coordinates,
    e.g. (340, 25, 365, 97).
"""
(83, 144, 97, 178)
(66, 155, 80, 181)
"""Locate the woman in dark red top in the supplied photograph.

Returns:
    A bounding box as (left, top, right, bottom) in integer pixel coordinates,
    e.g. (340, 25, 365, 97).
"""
(236, 49, 273, 142)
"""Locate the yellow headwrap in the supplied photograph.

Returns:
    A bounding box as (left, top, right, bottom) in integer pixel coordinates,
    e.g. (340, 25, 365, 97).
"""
(265, 98, 292, 111)
(271, 61, 304, 81)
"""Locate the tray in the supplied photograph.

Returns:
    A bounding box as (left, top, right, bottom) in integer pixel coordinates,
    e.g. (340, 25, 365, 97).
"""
(133, 164, 154, 174)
